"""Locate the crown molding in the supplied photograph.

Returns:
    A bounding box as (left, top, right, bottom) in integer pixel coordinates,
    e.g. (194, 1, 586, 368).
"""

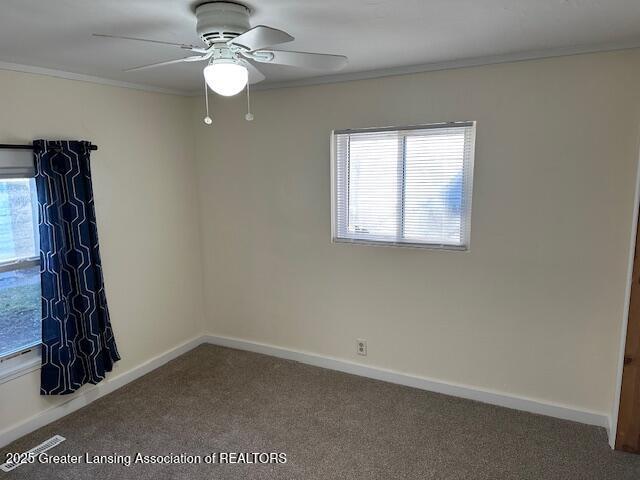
(249, 40, 640, 93)
(2, 40, 640, 98)
(0, 61, 189, 96)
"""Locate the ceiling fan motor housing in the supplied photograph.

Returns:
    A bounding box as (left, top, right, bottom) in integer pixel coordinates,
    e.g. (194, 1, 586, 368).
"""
(196, 1, 251, 45)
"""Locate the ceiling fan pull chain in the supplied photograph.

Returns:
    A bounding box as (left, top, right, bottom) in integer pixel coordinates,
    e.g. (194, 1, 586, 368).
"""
(245, 81, 254, 122)
(204, 77, 213, 125)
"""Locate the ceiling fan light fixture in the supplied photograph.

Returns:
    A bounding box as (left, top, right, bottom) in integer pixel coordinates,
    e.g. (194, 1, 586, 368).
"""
(203, 60, 248, 97)
(96, 4, 347, 98)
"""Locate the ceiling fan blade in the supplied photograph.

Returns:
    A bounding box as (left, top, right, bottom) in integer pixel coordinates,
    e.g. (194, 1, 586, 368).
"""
(244, 61, 266, 85)
(93, 34, 202, 51)
(124, 56, 206, 72)
(253, 50, 348, 71)
(228, 25, 294, 51)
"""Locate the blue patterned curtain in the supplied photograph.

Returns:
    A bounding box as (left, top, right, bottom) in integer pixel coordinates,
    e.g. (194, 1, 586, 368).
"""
(34, 140, 119, 395)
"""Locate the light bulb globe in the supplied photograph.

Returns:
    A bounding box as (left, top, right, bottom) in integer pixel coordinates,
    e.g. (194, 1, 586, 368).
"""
(203, 61, 248, 97)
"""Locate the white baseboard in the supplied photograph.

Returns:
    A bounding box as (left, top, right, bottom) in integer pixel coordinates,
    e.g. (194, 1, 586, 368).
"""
(0, 335, 205, 448)
(608, 417, 616, 449)
(0, 333, 612, 449)
(204, 334, 611, 432)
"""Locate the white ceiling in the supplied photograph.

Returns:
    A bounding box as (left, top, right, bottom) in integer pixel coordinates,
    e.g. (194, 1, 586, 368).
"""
(1, 0, 640, 94)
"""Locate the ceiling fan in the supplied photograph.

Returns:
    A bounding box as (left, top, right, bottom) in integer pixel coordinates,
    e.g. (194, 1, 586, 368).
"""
(94, 1, 348, 122)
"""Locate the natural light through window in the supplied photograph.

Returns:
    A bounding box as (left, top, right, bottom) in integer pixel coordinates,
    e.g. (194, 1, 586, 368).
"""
(332, 122, 475, 249)
(0, 178, 41, 358)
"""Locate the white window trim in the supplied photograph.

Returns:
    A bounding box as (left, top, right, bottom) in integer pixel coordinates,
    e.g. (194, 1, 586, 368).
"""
(0, 256, 41, 380)
(0, 257, 39, 274)
(331, 236, 470, 251)
(0, 344, 40, 384)
(0, 167, 42, 378)
(330, 121, 476, 251)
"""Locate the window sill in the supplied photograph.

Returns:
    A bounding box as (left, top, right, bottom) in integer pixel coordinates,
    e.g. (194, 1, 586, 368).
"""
(0, 345, 41, 385)
(332, 237, 469, 251)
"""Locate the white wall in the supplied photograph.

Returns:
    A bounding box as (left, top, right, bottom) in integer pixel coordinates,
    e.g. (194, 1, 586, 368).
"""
(0, 70, 204, 435)
(1, 49, 638, 443)
(194, 50, 640, 418)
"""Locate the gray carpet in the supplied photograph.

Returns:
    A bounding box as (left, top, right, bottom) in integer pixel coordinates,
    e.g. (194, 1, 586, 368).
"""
(2, 344, 640, 479)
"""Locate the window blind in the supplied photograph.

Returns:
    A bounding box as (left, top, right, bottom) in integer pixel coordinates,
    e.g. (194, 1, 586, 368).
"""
(0, 149, 35, 179)
(332, 122, 475, 249)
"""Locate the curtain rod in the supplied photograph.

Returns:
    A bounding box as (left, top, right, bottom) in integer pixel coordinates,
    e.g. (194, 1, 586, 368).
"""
(0, 143, 98, 151)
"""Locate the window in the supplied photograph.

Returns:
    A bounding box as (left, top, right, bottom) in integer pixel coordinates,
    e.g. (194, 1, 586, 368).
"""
(0, 152, 41, 360)
(332, 122, 475, 249)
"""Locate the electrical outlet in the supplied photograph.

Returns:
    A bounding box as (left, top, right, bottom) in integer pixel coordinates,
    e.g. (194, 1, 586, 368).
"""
(356, 339, 367, 356)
